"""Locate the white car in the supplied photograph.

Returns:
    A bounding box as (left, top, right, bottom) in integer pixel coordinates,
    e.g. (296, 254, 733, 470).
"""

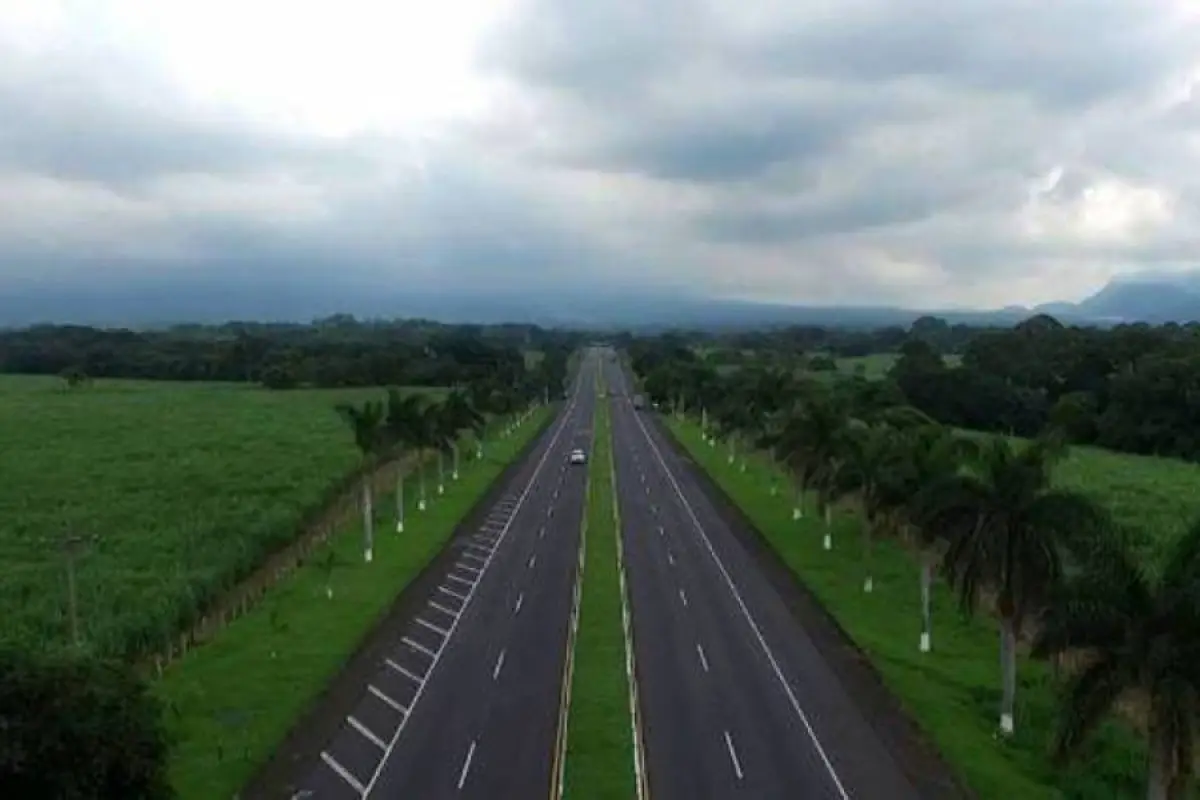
(569, 448, 587, 464)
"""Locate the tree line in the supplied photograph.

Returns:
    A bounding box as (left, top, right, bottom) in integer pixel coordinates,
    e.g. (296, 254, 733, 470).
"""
(630, 314, 1200, 463)
(0, 315, 584, 390)
(631, 338, 1200, 798)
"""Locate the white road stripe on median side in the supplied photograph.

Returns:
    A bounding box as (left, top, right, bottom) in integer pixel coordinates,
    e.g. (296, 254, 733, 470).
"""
(321, 751, 365, 793)
(528, 554, 537, 569)
(696, 643, 709, 672)
(368, 684, 407, 713)
(679, 588, 688, 606)
(457, 563, 482, 574)
(514, 592, 524, 614)
(667, 551, 674, 566)
(724, 731, 744, 779)
(348, 716, 387, 750)
(457, 740, 478, 789)
(446, 573, 474, 588)
(438, 585, 467, 602)
(493, 648, 506, 680)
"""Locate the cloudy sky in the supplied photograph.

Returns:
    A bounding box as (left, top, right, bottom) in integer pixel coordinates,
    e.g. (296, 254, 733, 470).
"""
(2, 0, 1199, 315)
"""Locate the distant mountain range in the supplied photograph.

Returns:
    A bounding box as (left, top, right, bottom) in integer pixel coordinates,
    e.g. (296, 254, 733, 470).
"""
(2, 271, 1198, 331)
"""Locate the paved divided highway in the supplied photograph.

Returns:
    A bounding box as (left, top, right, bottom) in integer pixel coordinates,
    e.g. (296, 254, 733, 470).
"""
(605, 354, 923, 799)
(296, 351, 598, 799)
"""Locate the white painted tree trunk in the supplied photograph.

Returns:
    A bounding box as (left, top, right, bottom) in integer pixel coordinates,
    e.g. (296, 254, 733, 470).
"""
(418, 462, 427, 511)
(863, 576, 873, 592)
(452, 443, 460, 480)
(823, 505, 833, 550)
(361, 481, 374, 563)
(999, 617, 1017, 735)
(1146, 729, 1170, 800)
(919, 555, 934, 652)
(395, 467, 405, 533)
(437, 450, 445, 494)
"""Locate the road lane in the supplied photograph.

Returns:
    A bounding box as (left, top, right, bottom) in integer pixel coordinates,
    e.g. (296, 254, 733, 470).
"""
(605, 355, 924, 799)
(296, 351, 599, 800)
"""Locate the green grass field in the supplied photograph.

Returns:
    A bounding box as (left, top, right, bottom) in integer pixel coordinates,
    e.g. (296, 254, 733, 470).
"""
(159, 406, 553, 799)
(562, 374, 637, 799)
(664, 416, 1200, 799)
(0, 375, 442, 658)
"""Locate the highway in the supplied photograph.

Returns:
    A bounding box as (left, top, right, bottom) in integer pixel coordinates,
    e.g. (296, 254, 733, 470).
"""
(293, 350, 598, 799)
(605, 354, 925, 799)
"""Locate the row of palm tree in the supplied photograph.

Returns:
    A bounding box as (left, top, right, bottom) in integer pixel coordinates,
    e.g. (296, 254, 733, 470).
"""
(648, 362, 1200, 799)
(334, 387, 490, 563)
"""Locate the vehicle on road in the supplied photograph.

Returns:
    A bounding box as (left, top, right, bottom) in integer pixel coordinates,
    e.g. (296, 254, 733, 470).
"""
(569, 448, 587, 464)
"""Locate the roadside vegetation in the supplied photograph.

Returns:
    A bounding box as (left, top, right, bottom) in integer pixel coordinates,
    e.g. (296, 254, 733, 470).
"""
(160, 405, 553, 799)
(629, 317, 1200, 799)
(562, 366, 638, 799)
(0, 318, 579, 796)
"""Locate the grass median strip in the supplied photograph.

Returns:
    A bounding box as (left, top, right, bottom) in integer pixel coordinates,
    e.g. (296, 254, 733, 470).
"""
(157, 407, 554, 800)
(665, 416, 1148, 800)
(563, 381, 638, 799)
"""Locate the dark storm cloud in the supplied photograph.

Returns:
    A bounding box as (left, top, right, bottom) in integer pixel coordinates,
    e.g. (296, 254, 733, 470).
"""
(0, 72, 341, 187)
(744, 0, 1193, 109)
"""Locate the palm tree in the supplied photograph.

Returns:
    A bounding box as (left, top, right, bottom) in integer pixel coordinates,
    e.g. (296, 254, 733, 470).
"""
(442, 389, 485, 478)
(428, 400, 461, 496)
(1032, 519, 1200, 799)
(917, 434, 1110, 735)
(335, 398, 387, 562)
(836, 420, 901, 593)
(879, 424, 976, 652)
(410, 400, 440, 511)
(384, 389, 424, 533)
(781, 394, 848, 550)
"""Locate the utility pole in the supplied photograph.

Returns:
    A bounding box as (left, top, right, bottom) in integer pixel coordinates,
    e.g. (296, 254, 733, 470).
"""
(62, 533, 94, 648)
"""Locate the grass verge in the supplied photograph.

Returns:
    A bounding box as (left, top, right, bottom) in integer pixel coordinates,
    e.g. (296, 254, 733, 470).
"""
(665, 415, 1150, 800)
(157, 407, 554, 800)
(563, 380, 638, 799)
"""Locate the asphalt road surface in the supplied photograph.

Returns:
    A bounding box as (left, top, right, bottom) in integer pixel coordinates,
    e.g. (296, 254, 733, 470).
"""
(605, 355, 924, 800)
(294, 351, 598, 800)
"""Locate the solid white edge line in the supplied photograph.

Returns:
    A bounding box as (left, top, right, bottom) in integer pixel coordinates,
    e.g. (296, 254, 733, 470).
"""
(724, 730, 744, 780)
(457, 740, 478, 789)
(630, 398, 851, 800)
(361, 381, 581, 797)
(348, 715, 388, 750)
(321, 751, 365, 793)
